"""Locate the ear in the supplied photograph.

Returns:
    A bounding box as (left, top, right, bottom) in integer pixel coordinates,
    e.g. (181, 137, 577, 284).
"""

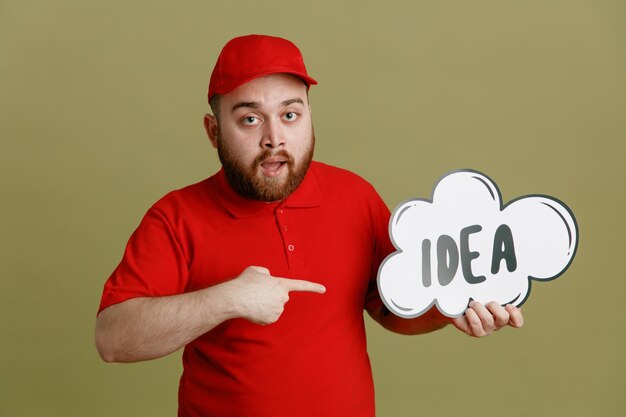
(203, 113, 219, 149)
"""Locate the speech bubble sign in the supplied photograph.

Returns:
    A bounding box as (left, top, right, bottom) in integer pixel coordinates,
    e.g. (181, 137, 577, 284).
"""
(377, 169, 578, 318)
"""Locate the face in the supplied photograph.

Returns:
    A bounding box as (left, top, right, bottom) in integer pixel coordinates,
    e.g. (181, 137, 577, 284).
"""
(205, 73, 315, 202)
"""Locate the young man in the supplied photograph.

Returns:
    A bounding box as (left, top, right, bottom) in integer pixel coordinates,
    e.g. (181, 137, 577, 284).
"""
(96, 34, 523, 417)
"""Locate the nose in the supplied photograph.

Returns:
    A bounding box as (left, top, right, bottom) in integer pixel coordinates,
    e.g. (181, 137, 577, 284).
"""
(260, 119, 285, 149)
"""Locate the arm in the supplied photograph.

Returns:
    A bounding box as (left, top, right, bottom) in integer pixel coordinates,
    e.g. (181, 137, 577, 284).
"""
(367, 301, 524, 337)
(95, 266, 325, 363)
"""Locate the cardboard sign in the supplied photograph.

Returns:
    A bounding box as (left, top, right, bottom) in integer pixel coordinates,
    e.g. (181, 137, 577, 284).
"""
(377, 169, 578, 318)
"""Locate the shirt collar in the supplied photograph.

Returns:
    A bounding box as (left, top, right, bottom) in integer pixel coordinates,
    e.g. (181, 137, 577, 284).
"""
(212, 162, 322, 218)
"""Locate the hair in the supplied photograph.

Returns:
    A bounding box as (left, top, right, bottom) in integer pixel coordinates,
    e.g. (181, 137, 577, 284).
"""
(209, 94, 221, 120)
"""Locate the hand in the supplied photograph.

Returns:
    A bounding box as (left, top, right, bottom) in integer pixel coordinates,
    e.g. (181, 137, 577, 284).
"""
(451, 301, 524, 337)
(229, 266, 326, 325)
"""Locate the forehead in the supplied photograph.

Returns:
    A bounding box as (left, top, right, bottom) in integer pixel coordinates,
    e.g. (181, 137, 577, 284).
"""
(221, 73, 309, 109)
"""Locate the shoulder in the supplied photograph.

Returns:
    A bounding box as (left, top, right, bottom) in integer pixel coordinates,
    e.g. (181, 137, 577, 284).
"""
(310, 161, 391, 242)
(310, 161, 379, 196)
(148, 176, 215, 218)
(310, 162, 389, 221)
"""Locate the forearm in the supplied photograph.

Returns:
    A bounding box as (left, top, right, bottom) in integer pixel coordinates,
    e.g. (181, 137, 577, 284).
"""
(95, 282, 238, 363)
(369, 306, 451, 335)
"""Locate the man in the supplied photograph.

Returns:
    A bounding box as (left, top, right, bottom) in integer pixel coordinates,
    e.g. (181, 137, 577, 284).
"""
(96, 34, 523, 417)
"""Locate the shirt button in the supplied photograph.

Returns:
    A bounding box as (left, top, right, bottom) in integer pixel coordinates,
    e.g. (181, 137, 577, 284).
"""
(288, 244, 295, 252)
(278, 209, 284, 215)
(283, 225, 289, 232)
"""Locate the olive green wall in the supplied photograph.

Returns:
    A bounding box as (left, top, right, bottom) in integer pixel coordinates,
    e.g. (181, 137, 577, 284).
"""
(1, 1, 624, 416)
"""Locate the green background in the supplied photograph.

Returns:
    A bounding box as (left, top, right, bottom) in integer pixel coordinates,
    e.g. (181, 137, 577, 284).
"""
(1, 1, 624, 416)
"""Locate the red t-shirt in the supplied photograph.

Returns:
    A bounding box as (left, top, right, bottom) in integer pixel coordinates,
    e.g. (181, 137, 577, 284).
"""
(99, 161, 393, 417)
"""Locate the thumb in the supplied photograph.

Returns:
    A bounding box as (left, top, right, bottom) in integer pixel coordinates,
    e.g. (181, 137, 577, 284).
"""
(246, 266, 271, 275)
(451, 316, 470, 334)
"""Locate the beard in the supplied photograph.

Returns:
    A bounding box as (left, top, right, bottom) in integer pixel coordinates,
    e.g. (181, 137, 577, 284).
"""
(217, 131, 315, 202)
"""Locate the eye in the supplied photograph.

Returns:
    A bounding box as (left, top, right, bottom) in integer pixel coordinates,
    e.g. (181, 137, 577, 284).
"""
(284, 112, 299, 121)
(241, 116, 261, 126)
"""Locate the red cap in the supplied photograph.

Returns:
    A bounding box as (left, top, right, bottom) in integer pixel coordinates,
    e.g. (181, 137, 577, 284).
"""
(208, 34, 318, 102)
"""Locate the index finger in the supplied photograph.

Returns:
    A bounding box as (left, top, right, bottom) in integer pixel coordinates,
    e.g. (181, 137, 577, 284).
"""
(278, 278, 326, 294)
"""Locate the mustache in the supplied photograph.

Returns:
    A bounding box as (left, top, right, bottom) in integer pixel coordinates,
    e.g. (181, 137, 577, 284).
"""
(254, 150, 294, 167)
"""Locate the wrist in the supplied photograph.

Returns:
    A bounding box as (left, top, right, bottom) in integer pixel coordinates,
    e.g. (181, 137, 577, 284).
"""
(198, 280, 241, 323)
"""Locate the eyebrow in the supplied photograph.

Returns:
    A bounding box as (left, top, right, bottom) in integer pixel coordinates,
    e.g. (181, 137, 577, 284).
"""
(231, 98, 305, 113)
(231, 101, 258, 112)
(282, 98, 305, 106)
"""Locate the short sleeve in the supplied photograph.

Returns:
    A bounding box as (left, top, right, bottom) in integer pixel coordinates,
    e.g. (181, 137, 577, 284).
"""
(364, 186, 395, 312)
(98, 207, 189, 313)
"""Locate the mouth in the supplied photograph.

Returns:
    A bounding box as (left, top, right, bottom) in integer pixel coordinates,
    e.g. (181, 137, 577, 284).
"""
(259, 156, 288, 178)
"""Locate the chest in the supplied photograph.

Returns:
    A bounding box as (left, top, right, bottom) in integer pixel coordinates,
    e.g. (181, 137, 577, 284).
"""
(182, 205, 375, 311)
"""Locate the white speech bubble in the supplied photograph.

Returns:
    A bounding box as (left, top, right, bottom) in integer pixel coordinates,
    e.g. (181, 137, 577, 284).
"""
(377, 169, 578, 318)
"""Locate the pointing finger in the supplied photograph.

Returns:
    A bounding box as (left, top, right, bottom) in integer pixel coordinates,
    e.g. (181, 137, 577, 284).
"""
(278, 278, 326, 294)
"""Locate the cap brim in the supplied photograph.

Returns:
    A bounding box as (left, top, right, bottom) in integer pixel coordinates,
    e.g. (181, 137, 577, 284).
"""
(215, 69, 317, 97)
